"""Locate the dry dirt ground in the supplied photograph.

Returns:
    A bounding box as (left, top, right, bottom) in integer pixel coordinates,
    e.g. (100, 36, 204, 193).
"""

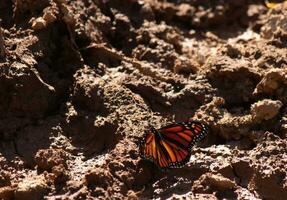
(0, 0, 287, 199)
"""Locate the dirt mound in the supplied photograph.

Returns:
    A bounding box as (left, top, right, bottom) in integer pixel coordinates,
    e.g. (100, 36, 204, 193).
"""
(0, 0, 286, 199)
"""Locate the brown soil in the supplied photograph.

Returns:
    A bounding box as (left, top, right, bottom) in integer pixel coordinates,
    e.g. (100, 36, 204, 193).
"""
(0, 0, 287, 199)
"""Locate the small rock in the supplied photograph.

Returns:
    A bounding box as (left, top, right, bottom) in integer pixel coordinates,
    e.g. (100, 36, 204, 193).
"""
(251, 99, 283, 121)
(254, 69, 287, 94)
(35, 149, 69, 172)
(174, 56, 198, 74)
(31, 17, 47, 30)
(85, 168, 113, 189)
(43, 9, 57, 24)
(193, 173, 236, 192)
(207, 174, 236, 190)
(15, 175, 48, 200)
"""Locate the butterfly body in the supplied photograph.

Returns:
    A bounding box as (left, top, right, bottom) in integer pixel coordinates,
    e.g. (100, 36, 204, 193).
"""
(139, 121, 207, 170)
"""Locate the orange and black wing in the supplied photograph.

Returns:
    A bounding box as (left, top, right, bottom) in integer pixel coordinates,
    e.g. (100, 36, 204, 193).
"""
(139, 130, 171, 168)
(158, 121, 207, 168)
(139, 121, 207, 169)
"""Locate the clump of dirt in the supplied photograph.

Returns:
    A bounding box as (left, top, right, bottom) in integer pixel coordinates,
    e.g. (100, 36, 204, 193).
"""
(0, 0, 287, 199)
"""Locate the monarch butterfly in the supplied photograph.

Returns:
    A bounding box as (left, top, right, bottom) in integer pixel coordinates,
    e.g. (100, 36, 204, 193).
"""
(139, 121, 207, 169)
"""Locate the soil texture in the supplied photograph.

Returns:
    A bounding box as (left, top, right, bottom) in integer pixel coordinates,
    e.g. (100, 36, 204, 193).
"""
(0, 0, 287, 199)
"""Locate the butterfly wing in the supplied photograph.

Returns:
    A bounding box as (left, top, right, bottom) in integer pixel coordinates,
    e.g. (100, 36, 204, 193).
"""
(139, 130, 171, 168)
(139, 121, 207, 169)
(158, 121, 207, 168)
(160, 121, 207, 149)
(139, 131, 156, 160)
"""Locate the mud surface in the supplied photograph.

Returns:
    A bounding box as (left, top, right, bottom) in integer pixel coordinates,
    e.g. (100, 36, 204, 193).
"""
(0, 0, 287, 199)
